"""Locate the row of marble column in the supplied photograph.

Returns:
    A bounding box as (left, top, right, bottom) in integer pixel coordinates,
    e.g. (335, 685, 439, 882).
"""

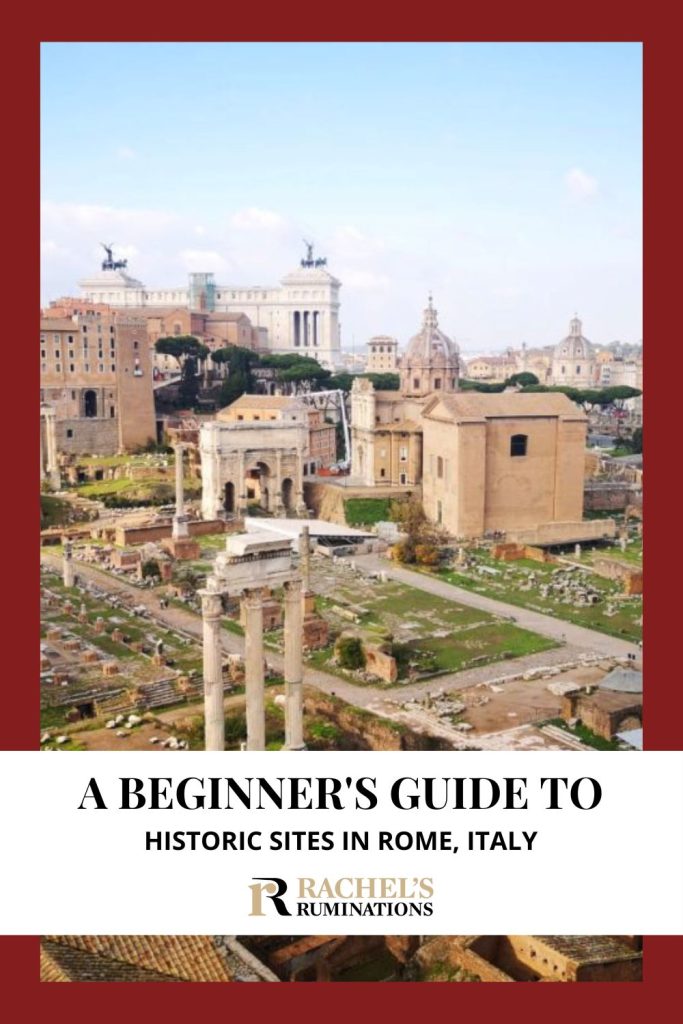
(201, 576, 305, 752)
(40, 405, 61, 490)
(292, 309, 321, 349)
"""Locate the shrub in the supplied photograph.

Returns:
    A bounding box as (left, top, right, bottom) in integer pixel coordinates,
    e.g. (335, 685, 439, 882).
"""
(336, 636, 366, 670)
(415, 542, 441, 566)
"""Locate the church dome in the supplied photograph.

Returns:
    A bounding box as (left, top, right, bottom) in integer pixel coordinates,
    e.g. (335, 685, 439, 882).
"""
(554, 316, 594, 362)
(400, 295, 460, 398)
(404, 295, 460, 367)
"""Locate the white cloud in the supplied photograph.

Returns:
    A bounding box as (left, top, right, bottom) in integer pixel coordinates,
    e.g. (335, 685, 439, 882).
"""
(493, 285, 523, 300)
(116, 146, 137, 161)
(178, 249, 232, 273)
(564, 167, 599, 200)
(41, 201, 178, 233)
(339, 269, 391, 291)
(230, 207, 286, 230)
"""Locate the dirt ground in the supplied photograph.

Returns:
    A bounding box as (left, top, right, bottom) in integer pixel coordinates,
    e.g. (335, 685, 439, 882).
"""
(456, 664, 606, 734)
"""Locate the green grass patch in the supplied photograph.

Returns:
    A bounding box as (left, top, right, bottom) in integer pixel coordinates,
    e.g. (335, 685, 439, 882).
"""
(542, 717, 624, 751)
(344, 497, 391, 526)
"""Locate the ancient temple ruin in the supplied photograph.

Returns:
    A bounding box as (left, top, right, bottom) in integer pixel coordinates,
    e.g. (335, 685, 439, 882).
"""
(200, 531, 304, 751)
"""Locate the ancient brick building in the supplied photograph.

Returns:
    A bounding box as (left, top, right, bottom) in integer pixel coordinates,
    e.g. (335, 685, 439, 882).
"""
(40, 307, 156, 456)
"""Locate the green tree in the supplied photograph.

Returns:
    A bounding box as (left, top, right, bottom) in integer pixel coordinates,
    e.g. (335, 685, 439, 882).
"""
(631, 426, 642, 453)
(505, 371, 539, 387)
(155, 335, 209, 370)
(155, 335, 209, 410)
(211, 346, 260, 406)
(362, 372, 400, 390)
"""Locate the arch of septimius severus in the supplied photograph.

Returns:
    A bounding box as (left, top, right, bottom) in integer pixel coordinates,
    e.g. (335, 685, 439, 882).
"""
(200, 419, 307, 520)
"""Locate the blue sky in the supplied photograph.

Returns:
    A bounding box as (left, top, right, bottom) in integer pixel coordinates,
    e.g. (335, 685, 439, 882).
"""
(41, 42, 642, 353)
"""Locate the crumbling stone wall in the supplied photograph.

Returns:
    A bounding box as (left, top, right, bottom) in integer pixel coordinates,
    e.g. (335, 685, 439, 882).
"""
(364, 643, 399, 683)
(584, 482, 637, 511)
(561, 693, 642, 740)
(115, 518, 232, 546)
(592, 558, 643, 595)
(492, 543, 555, 563)
(303, 692, 454, 751)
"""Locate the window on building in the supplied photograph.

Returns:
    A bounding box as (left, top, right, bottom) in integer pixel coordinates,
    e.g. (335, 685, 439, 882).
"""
(68, 335, 74, 344)
(133, 341, 138, 350)
(437, 500, 442, 524)
(434, 378, 442, 390)
(82, 326, 87, 333)
(576, 365, 581, 374)
(510, 434, 528, 457)
(69, 364, 75, 373)
(41, 349, 46, 359)
(380, 467, 386, 478)
(71, 391, 76, 400)
(111, 364, 115, 372)
(55, 363, 61, 372)
(560, 365, 565, 374)
(84, 364, 89, 372)
(84, 390, 97, 417)
(66, 429, 73, 439)
(437, 456, 444, 478)
(55, 350, 60, 360)
(110, 406, 115, 418)
(237, 415, 244, 421)
(399, 472, 407, 485)
(399, 446, 408, 462)
(413, 378, 420, 389)
(110, 326, 114, 333)
(53, 334, 59, 343)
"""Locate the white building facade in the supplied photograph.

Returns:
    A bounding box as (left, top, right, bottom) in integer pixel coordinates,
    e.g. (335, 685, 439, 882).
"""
(79, 246, 342, 369)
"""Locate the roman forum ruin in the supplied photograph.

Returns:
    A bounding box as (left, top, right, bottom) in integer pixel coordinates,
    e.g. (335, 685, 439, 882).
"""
(199, 531, 305, 752)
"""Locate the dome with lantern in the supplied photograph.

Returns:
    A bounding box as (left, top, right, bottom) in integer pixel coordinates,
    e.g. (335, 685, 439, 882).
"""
(400, 295, 461, 398)
(551, 315, 596, 387)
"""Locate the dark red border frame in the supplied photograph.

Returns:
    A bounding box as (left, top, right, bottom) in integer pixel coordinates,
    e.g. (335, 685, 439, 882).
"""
(3, 5, 680, 1013)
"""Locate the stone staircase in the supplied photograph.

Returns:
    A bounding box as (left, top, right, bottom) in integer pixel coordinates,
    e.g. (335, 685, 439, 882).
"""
(137, 678, 184, 710)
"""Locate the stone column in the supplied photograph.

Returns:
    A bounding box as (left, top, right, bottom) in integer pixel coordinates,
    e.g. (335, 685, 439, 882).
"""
(200, 588, 225, 751)
(274, 449, 284, 514)
(172, 443, 189, 539)
(62, 539, 75, 588)
(243, 589, 266, 751)
(295, 454, 307, 515)
(43, 407, 61, 491)
(284, 577, 305, 750)
(39, 418, 45, 483)
(299, 525, 311, 593)
(238, 450, 246, 514)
